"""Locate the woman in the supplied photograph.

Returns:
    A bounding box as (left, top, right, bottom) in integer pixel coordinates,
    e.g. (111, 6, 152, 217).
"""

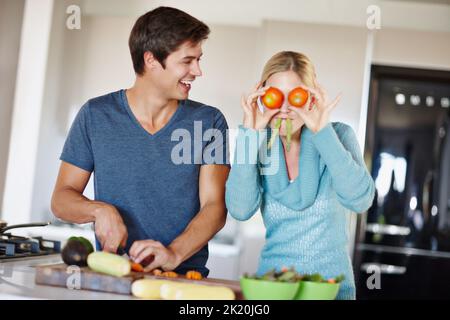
(225, 51, 375, 300)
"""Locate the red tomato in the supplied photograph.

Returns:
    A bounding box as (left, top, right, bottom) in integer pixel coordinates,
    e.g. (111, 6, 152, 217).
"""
(327, 278, 336, 284)
(261, 87, 284, 109)
(288, 87, 309, 108)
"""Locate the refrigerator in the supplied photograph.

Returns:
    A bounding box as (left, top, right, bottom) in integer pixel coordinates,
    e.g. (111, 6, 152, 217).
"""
(354, 65, 450, 299)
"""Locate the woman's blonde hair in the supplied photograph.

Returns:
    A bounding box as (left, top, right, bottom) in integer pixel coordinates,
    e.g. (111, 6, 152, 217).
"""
(261, 51, 315, 87)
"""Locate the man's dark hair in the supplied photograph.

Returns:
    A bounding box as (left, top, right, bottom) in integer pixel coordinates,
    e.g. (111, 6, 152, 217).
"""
(128, 7, 210, 75)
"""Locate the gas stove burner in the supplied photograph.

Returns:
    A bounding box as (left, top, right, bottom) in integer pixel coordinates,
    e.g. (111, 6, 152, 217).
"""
(0, 236, 61, 259)
(0, 220, 61, 260)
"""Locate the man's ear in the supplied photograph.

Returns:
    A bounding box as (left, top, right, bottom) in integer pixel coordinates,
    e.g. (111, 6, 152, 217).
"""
(143, 51, 158, 70)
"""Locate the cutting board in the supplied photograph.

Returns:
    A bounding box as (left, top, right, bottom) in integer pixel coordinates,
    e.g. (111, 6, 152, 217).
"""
(35, 263, 242, 298)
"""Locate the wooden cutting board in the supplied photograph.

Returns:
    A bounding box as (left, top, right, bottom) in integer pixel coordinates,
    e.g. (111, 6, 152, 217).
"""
(35, 263, 242, 299)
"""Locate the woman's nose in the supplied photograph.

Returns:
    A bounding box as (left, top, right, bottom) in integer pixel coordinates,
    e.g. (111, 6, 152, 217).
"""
(279, 99, 290, 113)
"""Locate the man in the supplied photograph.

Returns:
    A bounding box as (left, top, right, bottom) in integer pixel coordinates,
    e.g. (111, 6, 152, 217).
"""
(51, 7, 229, 276)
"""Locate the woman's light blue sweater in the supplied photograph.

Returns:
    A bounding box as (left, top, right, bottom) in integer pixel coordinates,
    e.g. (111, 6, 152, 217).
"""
(225, 122, 375, 300)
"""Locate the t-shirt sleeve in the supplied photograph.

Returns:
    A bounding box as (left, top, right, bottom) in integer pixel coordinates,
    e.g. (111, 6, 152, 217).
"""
(60, 103, 94, 172)
(202, 109, 230, 166)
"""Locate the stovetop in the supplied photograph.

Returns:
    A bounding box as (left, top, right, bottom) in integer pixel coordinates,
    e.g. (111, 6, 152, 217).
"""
(0, 233, 61, 260)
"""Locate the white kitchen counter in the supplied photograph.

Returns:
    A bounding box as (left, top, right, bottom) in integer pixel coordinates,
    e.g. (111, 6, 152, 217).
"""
(0, 255, 136, 300)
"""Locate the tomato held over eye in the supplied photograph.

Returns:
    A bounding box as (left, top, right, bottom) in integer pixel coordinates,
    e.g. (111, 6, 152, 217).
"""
(261, 87, 284, 109)
(288, 87, 309, 108)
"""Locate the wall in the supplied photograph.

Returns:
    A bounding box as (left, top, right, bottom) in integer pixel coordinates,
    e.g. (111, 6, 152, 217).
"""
(0, 0, 24, 218)
(31, 11, 135, 221)
(261, 20, 369, 131)
(373, 28, 450, 70)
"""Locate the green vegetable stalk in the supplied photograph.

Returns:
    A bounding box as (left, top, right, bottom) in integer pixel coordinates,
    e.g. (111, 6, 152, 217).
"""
(268, 118, 282, 150)
(286, 118, 292, 152)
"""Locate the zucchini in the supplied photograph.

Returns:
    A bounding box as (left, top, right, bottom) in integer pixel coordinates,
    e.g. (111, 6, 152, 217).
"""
(87, 252, 131, 277)
(160, 282, 190, 300)
(131, 279, 168, 299)
(160, 281, 235, 300)
(174, 285, 235, 300)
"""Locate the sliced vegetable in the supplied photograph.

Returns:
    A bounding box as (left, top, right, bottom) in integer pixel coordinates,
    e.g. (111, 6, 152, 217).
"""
(278, 270, 297, 282)
(303, 273, 324, 283)
(152, 269, 163, 276)
(244, 267, 345, 284)
(130, 262, 144, 272)
(268, 118, 282, 149)
(281, 266, 289, 273)
(87, 251, 131, 277)
(161, 271, 178, 278)
(185, 270, 203, 280)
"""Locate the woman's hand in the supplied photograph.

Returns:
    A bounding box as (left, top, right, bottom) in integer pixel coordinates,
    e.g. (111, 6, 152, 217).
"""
(241, 82, 280, 130)
(288, 79, 341, 134)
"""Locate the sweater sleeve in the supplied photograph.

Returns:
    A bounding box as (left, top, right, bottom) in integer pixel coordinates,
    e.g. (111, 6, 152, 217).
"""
(311, 123, 375, 213)
(225, 126, 264, 221)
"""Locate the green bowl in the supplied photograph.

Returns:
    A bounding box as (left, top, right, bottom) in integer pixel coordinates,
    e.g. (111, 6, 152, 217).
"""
(240, 277, 300, 300)
(294, 281, 340, 300)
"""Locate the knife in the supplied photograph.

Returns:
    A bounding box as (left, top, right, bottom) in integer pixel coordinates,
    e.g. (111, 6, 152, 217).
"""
(117, 246, 130, 260)
(117, 246, 155, 268)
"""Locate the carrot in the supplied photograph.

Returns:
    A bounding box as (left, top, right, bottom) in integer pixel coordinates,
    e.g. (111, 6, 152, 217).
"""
(186, 270, 203, 280)
(151, 269, 163, 276)
(130, 261, 144, 272)
(161, 271, 178, 278)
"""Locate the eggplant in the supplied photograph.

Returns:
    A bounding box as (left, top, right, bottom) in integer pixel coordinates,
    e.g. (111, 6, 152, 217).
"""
(61, 237, 94, 267)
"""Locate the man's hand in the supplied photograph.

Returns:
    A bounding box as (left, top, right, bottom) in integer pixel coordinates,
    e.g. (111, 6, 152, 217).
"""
(92, 203, 128, 253)
(129, 240, 181, 272)
(52, 161, 128, 253)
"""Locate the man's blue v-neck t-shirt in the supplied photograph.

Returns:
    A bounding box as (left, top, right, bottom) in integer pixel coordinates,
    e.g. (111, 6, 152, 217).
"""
(60, 89, 229, 276)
